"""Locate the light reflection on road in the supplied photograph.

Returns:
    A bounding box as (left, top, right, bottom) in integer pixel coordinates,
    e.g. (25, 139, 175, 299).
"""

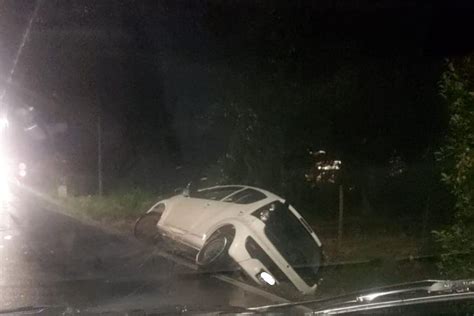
(0, 196, 277, 312)
(0, 201, 38, 309)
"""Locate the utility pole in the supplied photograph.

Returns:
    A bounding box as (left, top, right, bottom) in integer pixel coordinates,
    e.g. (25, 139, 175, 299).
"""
(338, 184, 344, 250)
(307, 150, 344, 250)
(97, 112, 103, 196)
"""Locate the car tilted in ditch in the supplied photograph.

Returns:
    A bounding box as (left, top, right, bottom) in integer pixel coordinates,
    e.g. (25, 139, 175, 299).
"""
(135, 185, 323, 294)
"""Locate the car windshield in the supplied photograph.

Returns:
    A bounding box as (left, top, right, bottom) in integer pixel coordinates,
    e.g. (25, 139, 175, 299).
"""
(222, 188, 267, 204)
(0, 1, 472, 314)
(193, 186, 243, 200)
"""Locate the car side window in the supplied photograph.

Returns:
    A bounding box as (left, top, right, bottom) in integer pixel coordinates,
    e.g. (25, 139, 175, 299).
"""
(193, 187, 242, 200)
(223, 189, 267, 204)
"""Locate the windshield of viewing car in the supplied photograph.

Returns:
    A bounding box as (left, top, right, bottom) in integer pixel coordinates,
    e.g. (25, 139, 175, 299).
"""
(0, 0, 472, 313)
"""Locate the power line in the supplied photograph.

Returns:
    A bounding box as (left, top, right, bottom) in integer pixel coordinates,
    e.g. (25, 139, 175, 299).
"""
(0, 0, 42, 104)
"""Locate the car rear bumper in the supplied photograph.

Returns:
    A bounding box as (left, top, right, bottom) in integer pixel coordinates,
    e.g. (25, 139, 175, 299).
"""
(226, 221, 318, 295)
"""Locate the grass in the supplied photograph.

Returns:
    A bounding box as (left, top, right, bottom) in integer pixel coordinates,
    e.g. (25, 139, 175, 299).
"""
(322, 234, 424, 263)
(315, 256, 440, 298)
(59, 189, 159, 222)
(54, 189, 430, 265)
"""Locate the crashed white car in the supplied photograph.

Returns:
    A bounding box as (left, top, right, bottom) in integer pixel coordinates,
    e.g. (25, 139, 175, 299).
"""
(135, 185, 323, 295)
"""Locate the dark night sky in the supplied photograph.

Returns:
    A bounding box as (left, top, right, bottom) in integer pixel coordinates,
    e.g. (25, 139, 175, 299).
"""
(1, 0, 474, 189)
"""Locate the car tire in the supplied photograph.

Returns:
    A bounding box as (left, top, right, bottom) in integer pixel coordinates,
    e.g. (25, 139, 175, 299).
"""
(196, 226, 235, 272)
(133, 212, 162, 243)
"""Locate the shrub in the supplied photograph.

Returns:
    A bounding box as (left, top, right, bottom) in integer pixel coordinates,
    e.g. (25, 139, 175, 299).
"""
(434, 58, 474, 278)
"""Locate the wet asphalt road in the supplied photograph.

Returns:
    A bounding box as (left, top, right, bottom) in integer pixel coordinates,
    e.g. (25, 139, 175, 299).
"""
(0, 195, 275, 314)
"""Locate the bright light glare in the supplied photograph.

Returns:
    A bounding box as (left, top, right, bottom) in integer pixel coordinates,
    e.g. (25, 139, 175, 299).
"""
(259, 271, 276, 285)
(0, 158, 11, 203)
(0, 117, 9, 129)
(357, 292, 384, 302)
(0, 145, 12, 203)
(19, 162, 27, 177)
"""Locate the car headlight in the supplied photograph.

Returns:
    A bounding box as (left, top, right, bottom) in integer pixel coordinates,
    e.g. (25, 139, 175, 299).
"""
(150, 203, 165, 214)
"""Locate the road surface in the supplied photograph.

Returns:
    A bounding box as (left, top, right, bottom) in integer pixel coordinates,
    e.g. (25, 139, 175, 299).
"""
(0, 195, 282, 314)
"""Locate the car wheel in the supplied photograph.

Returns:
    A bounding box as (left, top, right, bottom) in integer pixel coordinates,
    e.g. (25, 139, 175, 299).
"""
(133, 212, 162, 243)
(196, 227, 235, 272)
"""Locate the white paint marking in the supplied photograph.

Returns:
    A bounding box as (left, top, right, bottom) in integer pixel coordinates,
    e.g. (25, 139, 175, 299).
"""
(213, 274, 289, 304)
(151, 249, 198, 270)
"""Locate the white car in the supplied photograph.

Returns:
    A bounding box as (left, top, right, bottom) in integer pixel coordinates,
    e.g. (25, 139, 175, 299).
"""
(135, 185, 323, 295)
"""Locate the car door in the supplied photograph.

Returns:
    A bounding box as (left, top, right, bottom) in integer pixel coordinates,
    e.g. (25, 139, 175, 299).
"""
(180, 187, 244, 245)
(188, 188, 268, 244)
(165, 186, 242, 245)
(160, 196, 209, 237)
(188, 199, 236, 241)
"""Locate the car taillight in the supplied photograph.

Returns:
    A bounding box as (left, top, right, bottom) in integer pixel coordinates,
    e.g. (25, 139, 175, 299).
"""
(257, 271, 276, 286)
(251, 202, 277, 222)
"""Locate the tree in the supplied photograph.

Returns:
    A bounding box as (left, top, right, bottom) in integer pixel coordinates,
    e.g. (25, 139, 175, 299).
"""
(434, 57, 474, 277)
(202, 2, 444, 219)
